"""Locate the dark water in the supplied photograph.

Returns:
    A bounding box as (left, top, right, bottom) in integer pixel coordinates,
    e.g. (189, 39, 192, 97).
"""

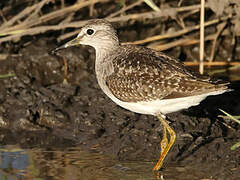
(0, 145, 214, 180)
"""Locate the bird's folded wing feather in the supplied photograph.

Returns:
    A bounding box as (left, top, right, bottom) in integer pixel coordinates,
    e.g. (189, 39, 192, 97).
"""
(105, 46, 227, 103)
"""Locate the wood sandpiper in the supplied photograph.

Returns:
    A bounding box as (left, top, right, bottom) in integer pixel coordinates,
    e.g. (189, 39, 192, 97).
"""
(54, 19, 229, 171)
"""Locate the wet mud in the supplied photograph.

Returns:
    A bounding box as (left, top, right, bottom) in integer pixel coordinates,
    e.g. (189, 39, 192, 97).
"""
(0, 38, 240, 179)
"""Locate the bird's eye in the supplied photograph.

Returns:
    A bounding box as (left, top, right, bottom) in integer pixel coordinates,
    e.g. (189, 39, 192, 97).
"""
(86, 29, 94, 35)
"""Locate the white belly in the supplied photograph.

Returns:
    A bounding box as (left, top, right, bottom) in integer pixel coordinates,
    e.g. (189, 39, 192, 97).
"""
(107, 90, 227, 115)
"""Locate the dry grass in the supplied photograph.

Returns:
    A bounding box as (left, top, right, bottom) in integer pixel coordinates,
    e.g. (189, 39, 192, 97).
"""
(0, 0, 239, 74)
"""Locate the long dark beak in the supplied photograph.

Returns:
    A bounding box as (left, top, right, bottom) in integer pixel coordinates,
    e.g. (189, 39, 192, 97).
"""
(52, 37, 81, 53)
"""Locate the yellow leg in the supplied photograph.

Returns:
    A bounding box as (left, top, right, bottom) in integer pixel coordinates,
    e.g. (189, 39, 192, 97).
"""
(160, 126, 168, 156)
(153, 114, 176, 171)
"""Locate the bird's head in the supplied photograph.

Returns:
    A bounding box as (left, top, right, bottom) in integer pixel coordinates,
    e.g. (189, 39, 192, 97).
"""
(53, 19, 119, 52)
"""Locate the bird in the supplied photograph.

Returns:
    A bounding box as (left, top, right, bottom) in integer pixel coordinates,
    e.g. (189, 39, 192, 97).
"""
(53, 19, 229, 171)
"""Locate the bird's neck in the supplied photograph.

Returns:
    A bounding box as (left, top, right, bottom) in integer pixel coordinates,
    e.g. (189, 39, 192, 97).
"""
(95, 43, 119, 64)
(94, 43, 119, 83)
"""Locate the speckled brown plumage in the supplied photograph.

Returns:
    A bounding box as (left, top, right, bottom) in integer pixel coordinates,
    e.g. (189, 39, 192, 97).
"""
(105, 45, 227, 102)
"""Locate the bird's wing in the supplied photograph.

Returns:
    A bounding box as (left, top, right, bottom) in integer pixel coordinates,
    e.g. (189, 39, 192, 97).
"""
(105, 45, 227, 103)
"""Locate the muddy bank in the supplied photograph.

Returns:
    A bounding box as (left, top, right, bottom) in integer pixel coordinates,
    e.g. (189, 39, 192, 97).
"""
(0, 39, 240, 179)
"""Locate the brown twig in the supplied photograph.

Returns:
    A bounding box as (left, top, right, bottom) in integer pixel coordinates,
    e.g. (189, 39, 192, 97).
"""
(176, 8, 200, 29)
(149, 33, 216, 51)
(209, 21, 227, 63)
(184, 61, 240, 66)
(89, 0, 97, 17)
(0, 10, 7, 23)
(182, 8, 200, 19)
(61, 0, 65, 8)
(57, 29, 81, 42)
(199, 0, 205, 74)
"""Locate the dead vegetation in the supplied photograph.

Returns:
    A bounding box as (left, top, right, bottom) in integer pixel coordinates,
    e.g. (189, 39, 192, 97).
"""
(0, 0, 240, 73)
